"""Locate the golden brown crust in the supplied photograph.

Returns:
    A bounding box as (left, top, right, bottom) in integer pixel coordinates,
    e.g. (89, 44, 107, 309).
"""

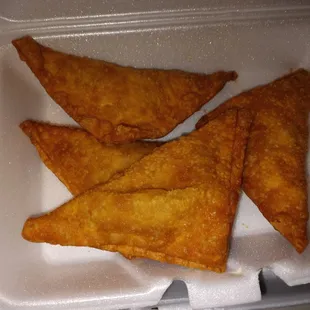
(20, 120, 159, 195)
(13, 36, 237, 143)
(22, 109, 252, 272)
(23, 187, 230, 272)
(197, 69, 310, 252)
(94, 110, 251, 193)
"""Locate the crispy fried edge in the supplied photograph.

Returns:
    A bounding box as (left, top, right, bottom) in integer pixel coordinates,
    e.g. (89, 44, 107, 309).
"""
(92, 109, 253, 272)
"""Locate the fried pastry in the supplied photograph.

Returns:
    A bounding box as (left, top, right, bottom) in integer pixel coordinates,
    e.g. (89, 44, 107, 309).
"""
(13, 36, 237, 143)
(197, 69, 310, 253)
(21, 120, 159, 195)
(98, 110, 251, 193)
(22, 109, 252, 272)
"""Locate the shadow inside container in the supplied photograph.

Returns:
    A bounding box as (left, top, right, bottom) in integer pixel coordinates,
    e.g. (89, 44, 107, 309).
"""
(8, 258, 147, 306)
(230, 232, 300, 271)
(0, 53, 44, 260)
(160, 279, 189, 303)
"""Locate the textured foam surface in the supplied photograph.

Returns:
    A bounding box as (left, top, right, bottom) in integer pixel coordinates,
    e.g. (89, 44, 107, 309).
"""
(0, 2, 310, 308)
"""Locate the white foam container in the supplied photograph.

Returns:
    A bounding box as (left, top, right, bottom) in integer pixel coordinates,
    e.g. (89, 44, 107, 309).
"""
(0, 1, 310, 309)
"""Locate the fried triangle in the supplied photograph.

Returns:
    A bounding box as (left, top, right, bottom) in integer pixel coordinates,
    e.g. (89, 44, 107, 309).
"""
(197, 69, 310, 253)
(20, 120, 160, 195)
(23, 109, 252, 272)
(97, 110, 251, 194)
(12, 36, 237, 143)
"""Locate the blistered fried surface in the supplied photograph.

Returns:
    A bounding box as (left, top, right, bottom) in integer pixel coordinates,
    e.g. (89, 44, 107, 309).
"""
(98, 110, 251, 193)
(12, 36, 237, 143)
(197, 69, 310, 252)
(20, 120, 159, 195)
(23, 186, 231, 272)
(22, 110, 252, 272)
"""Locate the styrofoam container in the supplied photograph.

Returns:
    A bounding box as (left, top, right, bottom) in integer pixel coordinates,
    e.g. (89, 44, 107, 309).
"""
(0, 1, 310, 309)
